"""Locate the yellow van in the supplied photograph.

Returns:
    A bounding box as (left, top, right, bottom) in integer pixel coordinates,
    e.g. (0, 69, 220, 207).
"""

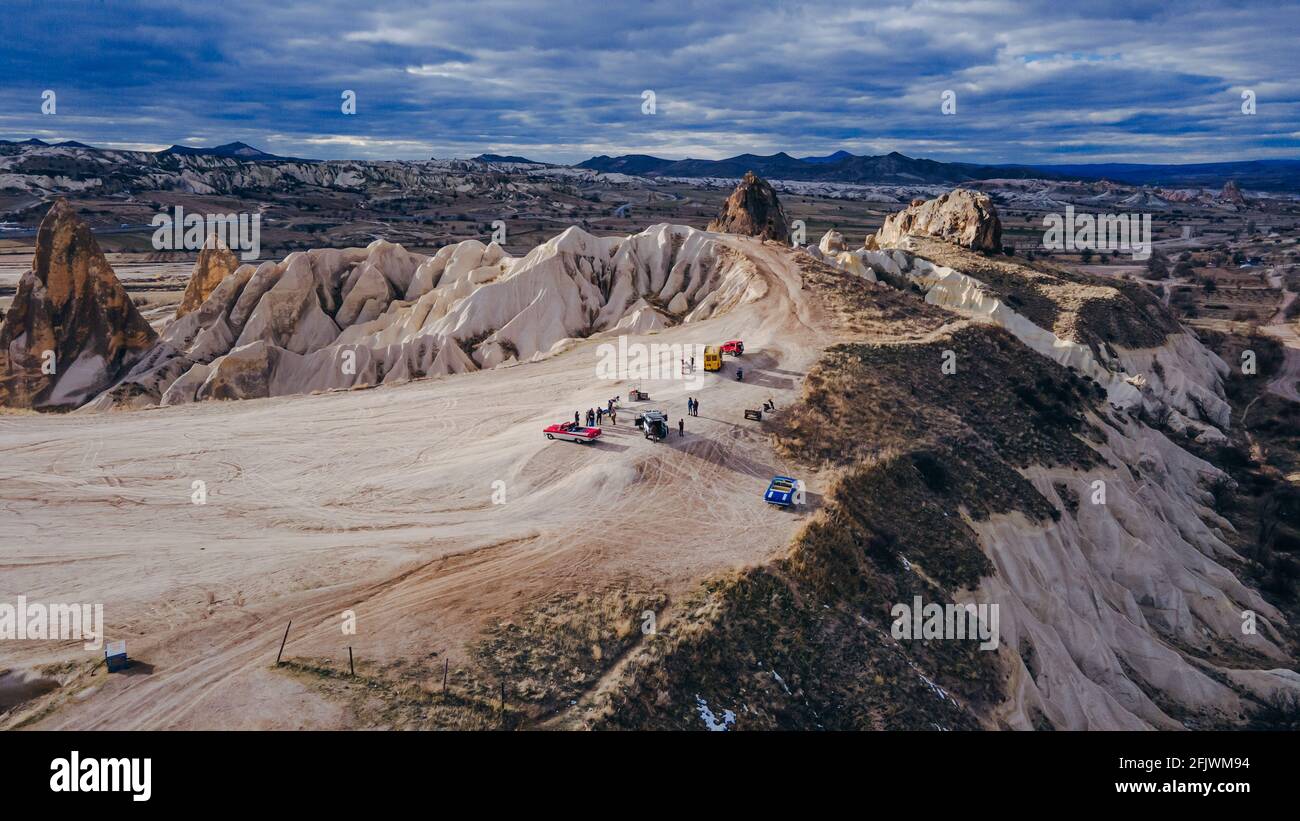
(703, 346, 722, 372)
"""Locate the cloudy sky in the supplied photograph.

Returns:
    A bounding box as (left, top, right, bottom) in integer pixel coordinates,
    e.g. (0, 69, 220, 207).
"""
(3, 0, 1297, 165)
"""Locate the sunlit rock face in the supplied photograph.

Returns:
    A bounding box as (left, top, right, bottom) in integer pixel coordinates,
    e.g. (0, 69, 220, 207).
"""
(175, 234, 241, 319)
(872, 188, 1002, 253)
(0, 199, 156, 409)
(707, 171, 792, 244)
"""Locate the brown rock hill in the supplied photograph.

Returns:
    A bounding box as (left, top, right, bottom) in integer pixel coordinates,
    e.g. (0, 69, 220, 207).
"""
(1221, 179, 1247, 205)
(707, 171, 791, 244)
(0, 199, 157, 409)
(176, 234, 241, 318)
(870, 188, 1002, 253)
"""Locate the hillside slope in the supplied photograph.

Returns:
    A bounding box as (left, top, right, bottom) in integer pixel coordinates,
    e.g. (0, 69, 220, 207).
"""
(581, 234, 1297, 730)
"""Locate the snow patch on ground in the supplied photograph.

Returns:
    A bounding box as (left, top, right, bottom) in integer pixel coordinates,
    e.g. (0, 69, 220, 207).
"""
(695, 695, 737, 731)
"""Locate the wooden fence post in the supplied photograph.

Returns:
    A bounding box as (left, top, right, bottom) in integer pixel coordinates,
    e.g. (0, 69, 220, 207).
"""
(276, 620, 292, 665)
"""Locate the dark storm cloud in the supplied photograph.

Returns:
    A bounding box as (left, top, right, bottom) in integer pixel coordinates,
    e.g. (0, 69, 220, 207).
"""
(1, 0, 1296, 163)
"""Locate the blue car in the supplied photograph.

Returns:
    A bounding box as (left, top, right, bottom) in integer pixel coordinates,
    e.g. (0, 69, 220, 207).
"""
(765, 475, 798, 507)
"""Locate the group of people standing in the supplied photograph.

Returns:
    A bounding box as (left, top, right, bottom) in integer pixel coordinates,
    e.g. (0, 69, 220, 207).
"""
(567, 386, 777, 442)
(571, 394, 711, 435)
(577, 398, 620, 428)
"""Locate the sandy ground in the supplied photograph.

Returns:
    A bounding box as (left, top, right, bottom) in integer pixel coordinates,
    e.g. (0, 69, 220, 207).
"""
(0, 255, 192, 315)
(0, 255, 195, 287)
(0, 238, 832, 729)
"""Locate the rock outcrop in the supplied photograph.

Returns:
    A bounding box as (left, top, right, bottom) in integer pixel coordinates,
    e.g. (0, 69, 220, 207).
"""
(85, 223, 765, 408)
(0, 199, 156, 409)
(707, 171, 791, 244)
(817, 230, 846, 254)
(176, 234, 240, 318)
(1220, 179, 1247, 205)
(871, 188, 1002, 253)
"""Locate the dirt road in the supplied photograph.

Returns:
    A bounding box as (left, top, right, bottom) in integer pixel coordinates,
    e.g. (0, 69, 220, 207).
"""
(1260, 268, 1300, 404)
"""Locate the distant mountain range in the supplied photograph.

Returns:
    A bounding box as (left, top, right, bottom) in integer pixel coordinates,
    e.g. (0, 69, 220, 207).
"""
(161, 141, 288, 160)
(1026, 159, 1300, 191)
(0, 138, 298, 162)
(577, 150, 1300, 191)
(576, 150, 1052, 184)
(472, 153, 554, 165)
(3, 137, 1298, 191)
(0, 137, 97, 150)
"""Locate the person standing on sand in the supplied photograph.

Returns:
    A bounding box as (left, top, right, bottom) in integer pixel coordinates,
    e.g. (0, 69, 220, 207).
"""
(574, 410, 580, 425)
(678, 417, 684, 437)
(610, 408, 617, 425)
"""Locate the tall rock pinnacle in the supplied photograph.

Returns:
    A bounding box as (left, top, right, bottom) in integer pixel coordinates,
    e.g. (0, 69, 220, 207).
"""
(176, 233, 241, 318)
(0, 199, 157, 409)
(707, 171, 792, 244)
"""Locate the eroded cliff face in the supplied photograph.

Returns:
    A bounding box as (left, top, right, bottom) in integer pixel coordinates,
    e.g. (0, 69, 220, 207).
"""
(82, 223, 763, 409)
(0, 199, 156, 410)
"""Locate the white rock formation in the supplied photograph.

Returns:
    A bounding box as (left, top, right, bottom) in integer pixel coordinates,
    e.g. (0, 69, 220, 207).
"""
(84, 224, 763, 406)
(818, 230, 846, 254)
(871, 188, 1002, 252)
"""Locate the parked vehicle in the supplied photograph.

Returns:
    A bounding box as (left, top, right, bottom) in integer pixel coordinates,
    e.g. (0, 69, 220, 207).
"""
(635, 410, 669, 441)
(764, 475, 798, 506)
(721, 340, 744, 356)
(703, 346, 722, 371)
(544, 422, 602, 443)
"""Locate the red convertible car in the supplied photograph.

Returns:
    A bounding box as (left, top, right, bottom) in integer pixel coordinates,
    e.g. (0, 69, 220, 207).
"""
(544, 422, 602, 443)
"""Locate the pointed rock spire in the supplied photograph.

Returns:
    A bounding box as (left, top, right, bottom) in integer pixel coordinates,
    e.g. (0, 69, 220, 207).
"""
(707, 171, 791, 244)
(0, 199, 157, 409)
(176, 233, 241, 318)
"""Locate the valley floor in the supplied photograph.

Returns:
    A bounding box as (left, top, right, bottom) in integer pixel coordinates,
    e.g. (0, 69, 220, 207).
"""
(0, 238, 829, 729)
